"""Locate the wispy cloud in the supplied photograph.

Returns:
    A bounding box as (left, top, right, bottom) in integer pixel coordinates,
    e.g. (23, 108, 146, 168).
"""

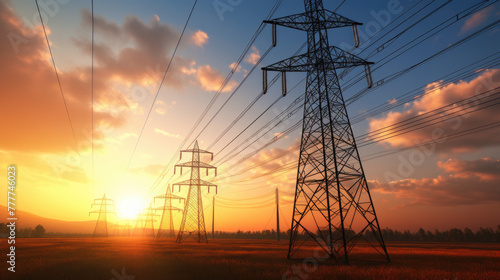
(460, 6, 494, 34)
(154, 128, 181, 139)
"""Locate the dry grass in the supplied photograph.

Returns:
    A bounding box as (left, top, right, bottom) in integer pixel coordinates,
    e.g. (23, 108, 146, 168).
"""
(2, 238, 499, 279)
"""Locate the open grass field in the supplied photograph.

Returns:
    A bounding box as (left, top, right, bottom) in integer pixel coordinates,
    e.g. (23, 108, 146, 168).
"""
(1, 238, 499, 280)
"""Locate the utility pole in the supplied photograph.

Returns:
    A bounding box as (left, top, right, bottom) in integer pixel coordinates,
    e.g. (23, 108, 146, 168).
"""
(89, 193, 115, 238)
(174, 140, 218, 243)
(262, 0, 389, 263)
(154, 184, 185, 238)
(212, 195, 215, 239)
(276, 188, 280, 242)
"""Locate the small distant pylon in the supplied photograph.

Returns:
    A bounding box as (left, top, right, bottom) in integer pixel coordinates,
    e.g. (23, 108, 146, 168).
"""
(132, 217, 146, 237)
(110, 222, 120, 237)
(137, 204, 160, 237)
(89, 194, 115, 238)
(174, 140, 217, 243)
(154, 184, 185, 238)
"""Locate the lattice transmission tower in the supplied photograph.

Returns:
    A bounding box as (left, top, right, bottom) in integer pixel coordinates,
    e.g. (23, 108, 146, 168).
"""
(133, 204, 159, 237)
(132, 216, 146, 237)
(154, 184, 185, 238)
(173, 140, 217, 243)
(89, 194, 115, 238)
(262, 0, 389, 263)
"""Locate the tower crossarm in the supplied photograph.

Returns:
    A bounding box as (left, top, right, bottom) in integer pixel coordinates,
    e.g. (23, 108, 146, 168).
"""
(173, 179, 217, 187)
(154, 193, 185, 202)
(262, 46, 372, 73)
(180, 149, 213, 160)
(175, 161, 216, 169)
(174, 162, 217, 175)
(264, 9, 361, 31)
(93, 198, 114, 203)
(154, 206, 183, 212)
(173, 179, 218, 194)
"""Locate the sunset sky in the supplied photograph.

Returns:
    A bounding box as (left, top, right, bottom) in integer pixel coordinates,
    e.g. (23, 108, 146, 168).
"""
(1, 0, 499, 233)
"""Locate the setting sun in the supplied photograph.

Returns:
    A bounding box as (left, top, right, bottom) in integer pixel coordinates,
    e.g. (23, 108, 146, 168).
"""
(116, 197, 143, 220)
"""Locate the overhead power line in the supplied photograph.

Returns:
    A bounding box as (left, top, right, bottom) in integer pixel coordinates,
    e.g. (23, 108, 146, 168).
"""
(125, 0, 199, 173)
(350, 52, 500, 124)
(143, 0, 285, 199)
(35, 0, 87, 181)
(346, 17, 500, 105)
(342, 0, 498, 100)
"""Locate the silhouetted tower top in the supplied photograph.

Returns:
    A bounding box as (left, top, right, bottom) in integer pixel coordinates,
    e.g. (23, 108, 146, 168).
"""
(174, 140, 218, 194)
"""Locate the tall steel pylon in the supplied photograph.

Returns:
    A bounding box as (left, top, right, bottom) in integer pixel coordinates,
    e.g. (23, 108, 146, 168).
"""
(174, 140, 217, 243)
(154, 184, 185, 238)
(89, 194, 115, 238)
(262, 0, 389, 263)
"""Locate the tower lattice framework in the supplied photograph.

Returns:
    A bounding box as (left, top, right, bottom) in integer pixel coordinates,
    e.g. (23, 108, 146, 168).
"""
(262, 0, 389, 263)
(154, 184, 185, 238)
(174, 140, 217, 243)
(89, 194, 115, 238)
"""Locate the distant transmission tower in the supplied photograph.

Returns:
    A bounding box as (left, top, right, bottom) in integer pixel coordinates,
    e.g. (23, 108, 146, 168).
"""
(154, 184, 185, 238)
(133, 205, 159, 237)
(144, 204, 160, 237)
(132, 216, 146, 237)
(262, 0, 389, 263)
(174, 140, 217, 243)
(89, 194, 115, 238)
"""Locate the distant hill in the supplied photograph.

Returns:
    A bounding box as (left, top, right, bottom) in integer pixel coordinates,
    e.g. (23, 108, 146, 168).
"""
(0, 205, 95, 234)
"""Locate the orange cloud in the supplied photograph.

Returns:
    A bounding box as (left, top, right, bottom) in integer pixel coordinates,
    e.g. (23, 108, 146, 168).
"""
(460, 6, 494, 34)
(371, 158, 500, 206)
(76, 11, 193, 90)
(245, 145, 299, 175)
(190, 30, 209, 47)
(0, 4, 205, 154)
(196, 65, 237, 92)
(245, 46, 260, 65)
(0, 2, 128, 153)
(368, 69, 500, 154)
(229, 62, 242, 72)
(438, 157, 500, 181)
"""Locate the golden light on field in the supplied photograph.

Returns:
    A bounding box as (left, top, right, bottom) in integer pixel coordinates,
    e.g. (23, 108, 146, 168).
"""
(116, 197, 143, 220)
